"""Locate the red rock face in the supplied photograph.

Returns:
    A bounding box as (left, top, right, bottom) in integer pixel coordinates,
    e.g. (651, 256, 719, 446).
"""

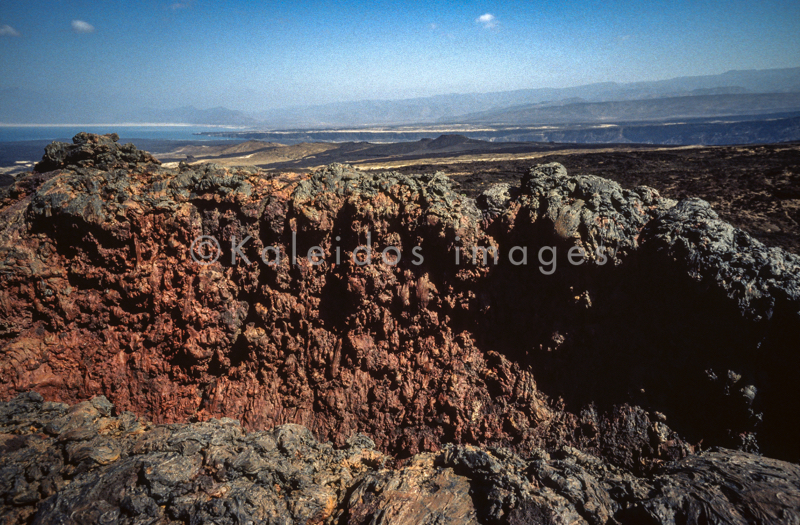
(1, 134, 798, 471)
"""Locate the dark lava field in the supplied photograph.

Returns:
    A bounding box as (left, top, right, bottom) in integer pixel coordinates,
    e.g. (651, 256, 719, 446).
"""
(396, 142, 800, 254)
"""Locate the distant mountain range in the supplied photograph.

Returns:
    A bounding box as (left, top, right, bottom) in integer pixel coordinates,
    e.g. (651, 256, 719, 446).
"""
(254, 68, 800, 128)
(136, 106, 258, 126)
(457, 92, 800, 125)
(1, 67, 799, 129)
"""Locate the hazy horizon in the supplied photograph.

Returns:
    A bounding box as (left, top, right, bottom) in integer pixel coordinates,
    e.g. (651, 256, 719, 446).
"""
(2, 0, 799, 117)
(1, 65, 798, 119)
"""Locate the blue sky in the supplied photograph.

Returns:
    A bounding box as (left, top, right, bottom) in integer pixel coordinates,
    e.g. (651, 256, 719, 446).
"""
(1, 0, 799, 112)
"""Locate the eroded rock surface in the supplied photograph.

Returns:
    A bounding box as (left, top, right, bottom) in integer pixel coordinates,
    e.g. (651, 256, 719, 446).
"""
(0, 134, 798, 478)
(1, 393, 799, 524)
(0, 391, 384, 525)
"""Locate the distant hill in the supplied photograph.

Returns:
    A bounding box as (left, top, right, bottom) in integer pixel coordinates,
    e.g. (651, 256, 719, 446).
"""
(454, 92, 800, 125)
(135, 106, 258, 126)
(253, 67, 800, 128)
(1, 67, 799, 128)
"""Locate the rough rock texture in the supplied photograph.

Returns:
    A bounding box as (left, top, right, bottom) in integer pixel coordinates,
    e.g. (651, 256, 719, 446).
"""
(0, 134, 799, 480)
(33, 132, 161, 174)
(2, 393, 799, 524)
(475, 182, 517, 225)
(0, 391, 384, 525)
(409, 144, 800, 254)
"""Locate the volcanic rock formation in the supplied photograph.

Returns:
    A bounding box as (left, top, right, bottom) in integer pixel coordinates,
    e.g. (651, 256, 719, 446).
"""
(2, 392, 799, 524)
(0, 133, 799, 521)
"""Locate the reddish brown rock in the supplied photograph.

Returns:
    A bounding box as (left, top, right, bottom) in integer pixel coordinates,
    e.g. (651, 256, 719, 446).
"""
(1, 134, 798, 474)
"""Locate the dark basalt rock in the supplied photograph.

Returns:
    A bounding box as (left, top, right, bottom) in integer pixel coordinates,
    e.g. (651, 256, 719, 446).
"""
(1, 393, 798, 524)
(1, 134, 799, 520)
(33, 132, 161, 173)
(0, 392, 385, 525)
(634, 197, 800, 462)
(641, 197, 800, 322)
(637, 449, 800, 524)
(515, 161, 677, 260)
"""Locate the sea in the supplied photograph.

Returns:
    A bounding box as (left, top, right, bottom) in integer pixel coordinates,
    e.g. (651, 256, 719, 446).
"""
(0, 125, 248, 175)
(0, 125, 244, 143)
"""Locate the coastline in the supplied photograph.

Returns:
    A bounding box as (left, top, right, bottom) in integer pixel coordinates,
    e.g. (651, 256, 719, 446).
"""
(0, 122, 248, 128)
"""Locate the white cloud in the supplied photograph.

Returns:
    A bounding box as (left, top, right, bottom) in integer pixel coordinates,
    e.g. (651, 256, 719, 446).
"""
(170, 1, 193, 9)
(71, 20, 95, 33)
(0, 25, 21, 37)
(476, 13, 498, 29)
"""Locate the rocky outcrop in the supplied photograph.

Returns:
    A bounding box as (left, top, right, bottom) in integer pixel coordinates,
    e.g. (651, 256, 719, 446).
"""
(0, 134, 799, 499)
(1, 392, 799, 524)
(33, 132, 161, 173)
(0, 391, 384, 525)
(477, 163, 800, 463)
